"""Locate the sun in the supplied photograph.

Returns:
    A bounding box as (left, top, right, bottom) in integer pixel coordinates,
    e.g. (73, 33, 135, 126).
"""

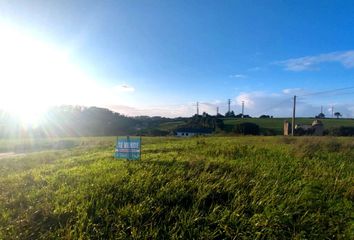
(0, 23, 97, 126)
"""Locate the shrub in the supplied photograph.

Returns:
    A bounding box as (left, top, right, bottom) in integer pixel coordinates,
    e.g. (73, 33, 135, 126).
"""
(149, 129, 169, 136)
(328, 126, 354, 136)
(137, 129, 169, 136)
(295, 127, 315, 136)
(261, 128, 278, 136)
(233, 122, 260, 135)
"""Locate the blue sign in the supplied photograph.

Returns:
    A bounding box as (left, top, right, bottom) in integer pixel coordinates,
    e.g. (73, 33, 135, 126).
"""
(115, 136, 141, 160)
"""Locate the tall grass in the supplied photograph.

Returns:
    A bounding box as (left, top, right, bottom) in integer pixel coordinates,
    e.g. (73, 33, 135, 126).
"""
(0, 136, 353, 239)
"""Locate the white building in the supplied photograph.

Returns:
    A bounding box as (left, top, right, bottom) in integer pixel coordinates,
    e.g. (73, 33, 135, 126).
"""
(175, 128, 213, 137)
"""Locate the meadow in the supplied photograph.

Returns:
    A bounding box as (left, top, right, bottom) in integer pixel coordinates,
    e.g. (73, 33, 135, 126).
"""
(223, 118, 354, 135)
(158, 117, 354, 135)
(0, 136, 353, 239)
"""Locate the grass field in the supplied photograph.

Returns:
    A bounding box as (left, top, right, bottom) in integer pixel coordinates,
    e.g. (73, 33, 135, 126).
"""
(224, 118, 354, 134)
(159, 121, 186, 131)
(0, 136, 353, 239)
(156, 117, 354, 135)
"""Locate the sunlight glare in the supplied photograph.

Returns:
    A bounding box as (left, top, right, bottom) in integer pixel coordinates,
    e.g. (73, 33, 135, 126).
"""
(0, 24, 100, 125)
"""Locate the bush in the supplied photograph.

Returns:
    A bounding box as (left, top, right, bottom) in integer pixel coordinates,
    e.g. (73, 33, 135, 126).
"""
(137, 129, 169, 136)
(294, 127, 315, 136)
(328, 126, 354, 136)
(261, 128, 278, 136)
(148, 129, 169, 136)
(233, 122, 260, 135)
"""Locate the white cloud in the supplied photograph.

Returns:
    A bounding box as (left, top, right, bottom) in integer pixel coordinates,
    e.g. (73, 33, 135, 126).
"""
(234, 91, 291, 116)
(229, 74, 247, 79)
(107, 101, 223, 118)
(275, 50, 354, 71)
(282, 88, 305, 95)
(233, 91, 354, 118)
(105, 90, 354, 118)
(247, 67, 261, 72)
(108, 104, 196, 118)
(113, 84, 135, 92)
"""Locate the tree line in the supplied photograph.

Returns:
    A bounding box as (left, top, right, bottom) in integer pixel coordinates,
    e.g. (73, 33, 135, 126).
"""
(0, 106, 352, 138)
(0, 106, 176, 138)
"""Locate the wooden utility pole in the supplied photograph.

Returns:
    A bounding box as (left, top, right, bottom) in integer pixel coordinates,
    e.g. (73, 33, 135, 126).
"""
(291, 95, 296, 136)
(197, 101, 199, 115)
(228, 99, 231, 113)
(216, 106, 219, 116)
(332, 106, 334, 118)
(242, 101, 245, 117)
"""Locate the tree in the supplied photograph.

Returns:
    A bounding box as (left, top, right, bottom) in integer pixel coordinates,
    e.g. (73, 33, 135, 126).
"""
(225, 111, 235, 117)
(233, 122, 260, 135)
(315, 113, 325, 119)
(215, 118, 225, 130)
(334, 112, 342, 119)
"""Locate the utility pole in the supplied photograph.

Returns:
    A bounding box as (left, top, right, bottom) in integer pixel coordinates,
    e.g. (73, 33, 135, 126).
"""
(197, 101, 199, 115)
(216, 106, 219, 116)
(332, 106, 334, 118)
(291, 95, 296, 136)
(321, 106, 323, 114)
(242, 101, 245, 118)
(228, 99, 231, 113)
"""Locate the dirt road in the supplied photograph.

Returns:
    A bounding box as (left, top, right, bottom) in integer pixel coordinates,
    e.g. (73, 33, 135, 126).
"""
(0, 152, 26, 159)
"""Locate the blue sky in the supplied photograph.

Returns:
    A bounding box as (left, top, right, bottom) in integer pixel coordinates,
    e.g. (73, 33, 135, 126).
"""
(1, 0, 354, 117)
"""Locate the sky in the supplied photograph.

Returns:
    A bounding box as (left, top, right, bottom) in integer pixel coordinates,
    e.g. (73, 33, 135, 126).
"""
(0, 0, 354, 118)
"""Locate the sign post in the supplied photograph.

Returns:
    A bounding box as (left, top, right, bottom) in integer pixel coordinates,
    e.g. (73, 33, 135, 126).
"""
(115, 136, 141, 160)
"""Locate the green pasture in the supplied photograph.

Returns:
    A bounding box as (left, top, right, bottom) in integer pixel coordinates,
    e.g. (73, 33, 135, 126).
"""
(224, 117, 354, 134)
(158, 121, 186, 131)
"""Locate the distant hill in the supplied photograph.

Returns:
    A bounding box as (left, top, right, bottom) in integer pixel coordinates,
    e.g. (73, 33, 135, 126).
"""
(0, 106, 175, 138)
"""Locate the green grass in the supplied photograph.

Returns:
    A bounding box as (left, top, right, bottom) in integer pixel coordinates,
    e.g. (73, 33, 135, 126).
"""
(0, 137, 112, 153)
(156, 117, 353, 135)
(224, 118, 354, 134)
(0, 136, 353, 239)
(158, 121, 186, 131)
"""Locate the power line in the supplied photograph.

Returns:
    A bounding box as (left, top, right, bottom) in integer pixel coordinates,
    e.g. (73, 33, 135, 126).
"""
(253, 97, 293, 116)
(299, 86, 354, 97)
(325, 91, 354, 97)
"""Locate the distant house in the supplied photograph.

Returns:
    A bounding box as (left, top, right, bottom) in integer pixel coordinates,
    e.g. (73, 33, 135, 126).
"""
(175, 128, 213, 137)
(284, 120, 324, 136)
(296, 120, 324, 136)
